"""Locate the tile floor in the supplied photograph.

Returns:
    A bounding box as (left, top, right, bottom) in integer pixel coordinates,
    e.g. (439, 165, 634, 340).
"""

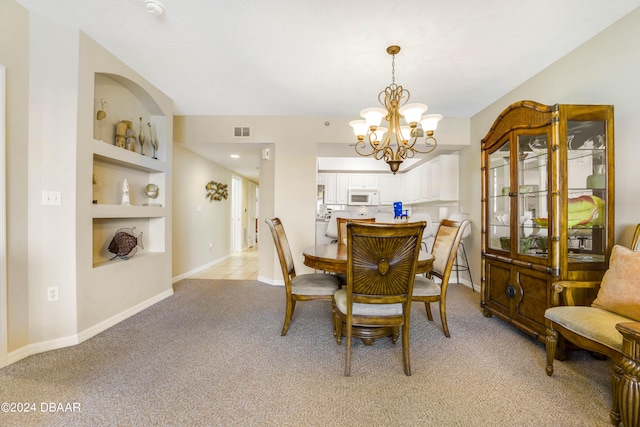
(189, 246, 259, 280)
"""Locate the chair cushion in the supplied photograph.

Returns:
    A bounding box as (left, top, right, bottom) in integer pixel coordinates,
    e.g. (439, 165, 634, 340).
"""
(412, 275, 441, 297)
(291, 274, 340, 296)
(545, 306, 629, 351)
(591, 245, 640, 321)
(333, 289, 403, 316)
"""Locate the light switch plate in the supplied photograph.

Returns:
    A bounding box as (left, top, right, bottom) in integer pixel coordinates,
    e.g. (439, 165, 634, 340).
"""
(42, 191, 61, 206)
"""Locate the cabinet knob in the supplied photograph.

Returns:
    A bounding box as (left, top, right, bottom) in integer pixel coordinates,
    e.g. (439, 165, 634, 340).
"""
(506, 284, 517, 299)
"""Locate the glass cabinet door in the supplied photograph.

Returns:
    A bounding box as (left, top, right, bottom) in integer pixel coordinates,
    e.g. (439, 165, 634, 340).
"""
(566, 120, 607, 262)
(517, 132, 549, 258)
(487, 139, 510, 251)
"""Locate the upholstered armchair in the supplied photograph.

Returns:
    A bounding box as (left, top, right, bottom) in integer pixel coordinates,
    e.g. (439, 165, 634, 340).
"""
(544, 224, 640, 427)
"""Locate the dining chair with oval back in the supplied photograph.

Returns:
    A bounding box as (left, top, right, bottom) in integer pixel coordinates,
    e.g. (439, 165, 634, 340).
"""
(412, 219, 469, 337)
(447, 212, 473, 290)
(265, 218, 341, 336)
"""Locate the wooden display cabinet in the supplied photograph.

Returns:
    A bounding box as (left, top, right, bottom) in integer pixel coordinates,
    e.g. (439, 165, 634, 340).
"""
(480, 101, 614, 341)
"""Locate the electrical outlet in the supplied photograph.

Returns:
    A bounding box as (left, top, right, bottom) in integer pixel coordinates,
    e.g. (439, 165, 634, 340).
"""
(47, 286, 59, 302)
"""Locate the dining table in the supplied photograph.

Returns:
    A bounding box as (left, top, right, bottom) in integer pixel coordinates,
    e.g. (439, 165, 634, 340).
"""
(302, 243, 435, 345)
(302, 243, 434, 275)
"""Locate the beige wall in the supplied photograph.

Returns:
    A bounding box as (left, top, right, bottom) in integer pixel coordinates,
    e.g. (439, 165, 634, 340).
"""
(0, 0, 30, 353)
(462, 7, 640, 287)
(172, 145, 234, 278)
(27, 11, 80, 344)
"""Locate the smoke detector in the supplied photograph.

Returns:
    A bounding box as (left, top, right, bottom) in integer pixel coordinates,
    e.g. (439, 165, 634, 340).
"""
(145, 0, 165, 16)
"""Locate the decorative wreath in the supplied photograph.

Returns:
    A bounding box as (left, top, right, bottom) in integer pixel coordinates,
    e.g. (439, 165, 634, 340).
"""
(205, 180, 228, 201)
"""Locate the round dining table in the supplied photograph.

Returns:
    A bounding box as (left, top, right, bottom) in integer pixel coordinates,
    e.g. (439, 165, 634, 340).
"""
(302, 243, 435, 345)
(302, 243, 434, 275)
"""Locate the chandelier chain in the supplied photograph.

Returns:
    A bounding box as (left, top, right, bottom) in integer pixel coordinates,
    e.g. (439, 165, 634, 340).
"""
(391, 52, 396, 86)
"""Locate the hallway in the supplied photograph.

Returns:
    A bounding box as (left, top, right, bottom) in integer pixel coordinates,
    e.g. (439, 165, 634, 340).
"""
(188, 246, 258, 280)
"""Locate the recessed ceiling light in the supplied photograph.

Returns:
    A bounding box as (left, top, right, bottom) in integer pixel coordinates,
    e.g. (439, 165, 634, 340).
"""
(230, 154, 240, 159)
(145, 0, 165, 16)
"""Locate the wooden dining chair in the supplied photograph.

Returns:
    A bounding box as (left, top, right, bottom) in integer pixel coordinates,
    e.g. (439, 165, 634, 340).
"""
(337, 217, 375, 245)
(332, 221, 426, 376)
(265, 218, 341, 336)
(411, 219, 469, 337)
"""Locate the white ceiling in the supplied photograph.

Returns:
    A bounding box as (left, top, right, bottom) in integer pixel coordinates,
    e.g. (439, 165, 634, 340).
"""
(17, 0, 640, 181)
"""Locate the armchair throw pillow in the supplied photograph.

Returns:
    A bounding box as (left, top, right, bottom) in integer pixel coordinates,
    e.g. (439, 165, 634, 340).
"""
(591, 244, 640, 321)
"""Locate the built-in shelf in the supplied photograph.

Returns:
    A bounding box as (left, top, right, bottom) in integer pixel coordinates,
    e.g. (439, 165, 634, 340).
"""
(90, 77, 168, 269)
(92, 139, 165, 173)
(91, 204, 164, 218)
(92, 251, 163, 269)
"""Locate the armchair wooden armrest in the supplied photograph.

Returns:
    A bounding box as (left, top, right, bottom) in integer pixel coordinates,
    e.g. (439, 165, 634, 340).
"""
(550, 280, 601, 307)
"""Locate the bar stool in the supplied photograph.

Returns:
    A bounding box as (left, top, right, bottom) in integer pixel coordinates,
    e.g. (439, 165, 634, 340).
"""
(326, 211, 351, 243)
(410, 213, 435, 253)
(447, 212, 473, 291)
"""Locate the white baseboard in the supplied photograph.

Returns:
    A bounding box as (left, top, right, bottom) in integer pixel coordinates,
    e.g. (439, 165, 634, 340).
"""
(77, 289, 173, 343)
(7, 288, 173, 366)
(458, 280, 479, 292)
(257, 275, 282, 286)
(172, 255, 230, 283)
(7, 334, 79, 365)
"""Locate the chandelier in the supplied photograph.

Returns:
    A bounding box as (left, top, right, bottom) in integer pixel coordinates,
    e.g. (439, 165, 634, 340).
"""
(349, 46, 442, 174)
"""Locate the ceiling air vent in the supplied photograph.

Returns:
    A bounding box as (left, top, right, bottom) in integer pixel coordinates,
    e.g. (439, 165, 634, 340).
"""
(233, 126, 251, 138)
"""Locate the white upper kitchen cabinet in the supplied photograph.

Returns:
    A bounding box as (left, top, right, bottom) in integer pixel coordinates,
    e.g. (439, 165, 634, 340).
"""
(428, 154, 459, 201)
(349, 174, 379, 189)
(336, 173, 349, 204)
(399, 154, 459, 204)
(324, 173, 349, 205)
(401, 167, 419, 204)
(324, 173, 337, 204)
(378, 174, 401, 205)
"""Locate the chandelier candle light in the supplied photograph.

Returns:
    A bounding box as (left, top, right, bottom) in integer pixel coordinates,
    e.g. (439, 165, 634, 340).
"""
(349, 46, 443, 174)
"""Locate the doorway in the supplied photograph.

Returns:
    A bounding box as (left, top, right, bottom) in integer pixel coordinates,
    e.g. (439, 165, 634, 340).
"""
(247, 182, 258, 247)
(231, 176, 243, 253)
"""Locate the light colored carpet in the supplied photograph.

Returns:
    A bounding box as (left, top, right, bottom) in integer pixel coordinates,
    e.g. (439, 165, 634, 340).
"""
(0, 279, 612, 426)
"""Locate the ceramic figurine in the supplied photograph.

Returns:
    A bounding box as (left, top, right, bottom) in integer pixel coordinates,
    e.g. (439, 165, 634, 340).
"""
(139, 117, 146, 155)
(148, 122, 158, 159)
(96, 99, 107, 141)
(125, 128, 137, 152)
(121, 178, 131, 205)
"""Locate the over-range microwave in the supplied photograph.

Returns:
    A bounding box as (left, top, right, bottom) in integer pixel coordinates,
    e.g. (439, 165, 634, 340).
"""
(348, 189, 379, 206)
